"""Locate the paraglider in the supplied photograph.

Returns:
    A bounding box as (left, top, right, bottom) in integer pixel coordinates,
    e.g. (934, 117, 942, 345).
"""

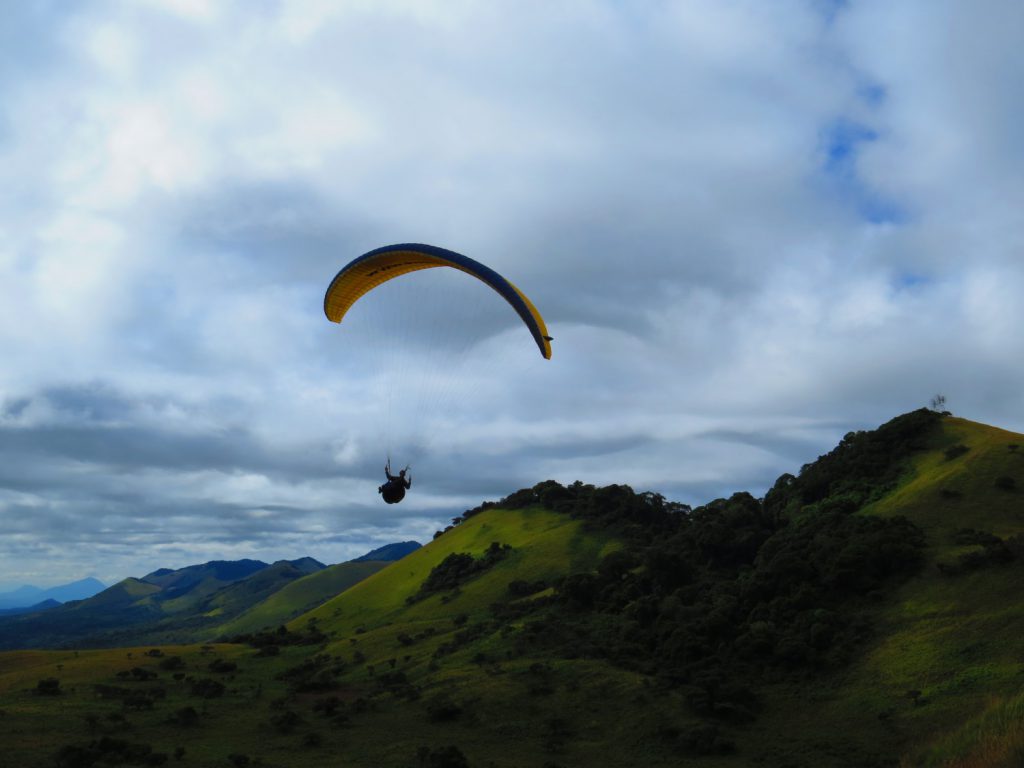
(378, 460, 411, 504)
(323, 243, 552, 503)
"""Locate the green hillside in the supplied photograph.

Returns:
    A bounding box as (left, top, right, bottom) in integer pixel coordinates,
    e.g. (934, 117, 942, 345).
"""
(750, 416, 1024, 767)
(114, 561, 339, 647)
(216, 560, 391, 637)
(142, 560, 270, 615)
(298, 505, 616, 633)
(197, 561, 322, 620)
(88, 578, 162, 607)
(691, 414, 1024, 767)
(4, 411, 1024, 767)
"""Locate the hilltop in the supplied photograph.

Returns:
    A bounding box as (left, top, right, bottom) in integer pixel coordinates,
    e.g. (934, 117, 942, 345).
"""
(2, 410, 1024, 767)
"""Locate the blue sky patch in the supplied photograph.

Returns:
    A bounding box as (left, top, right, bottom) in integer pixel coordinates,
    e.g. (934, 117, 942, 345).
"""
(820, 119, 906, 225)
(894, 272, 929, 292)
(858, 82, 887, 107)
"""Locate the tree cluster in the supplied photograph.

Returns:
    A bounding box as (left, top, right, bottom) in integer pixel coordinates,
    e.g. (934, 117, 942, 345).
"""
(227, 623, 326, 649)
(54, 737, 168, 768)
(407, 542, 512, 604)
(763, 408, 943, 522)
(462, 482, 686, 544)
(485, 410, 938, 728)
(938, 529, 1024, 575)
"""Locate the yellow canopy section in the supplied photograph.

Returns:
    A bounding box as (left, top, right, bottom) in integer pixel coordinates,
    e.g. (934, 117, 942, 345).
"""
(324, 243, 552, 359)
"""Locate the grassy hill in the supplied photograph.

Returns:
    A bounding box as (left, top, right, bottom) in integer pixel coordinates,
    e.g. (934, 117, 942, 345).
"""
(216, 559, 392, 637)
(686, 414, 1024, 768)
(298, 504, 616, 632)
(748, 416, 1024, 767)
(3, 411, 1024, 767)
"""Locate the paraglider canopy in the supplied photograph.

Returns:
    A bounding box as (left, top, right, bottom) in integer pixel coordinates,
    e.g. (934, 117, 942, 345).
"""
(323, 243, 552, 359)
(324, 243, 552, 504)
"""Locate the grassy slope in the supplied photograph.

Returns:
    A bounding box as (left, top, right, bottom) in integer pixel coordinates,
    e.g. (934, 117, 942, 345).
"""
(281, 505, 674, 768)
(297, 504, 615, 634)
(79, 561, 389, 647)
(215, 560, 390, 637)
(864, 417, 1024, 767)
(742, 416, 1024, 767)
(0, 641, 288, 766)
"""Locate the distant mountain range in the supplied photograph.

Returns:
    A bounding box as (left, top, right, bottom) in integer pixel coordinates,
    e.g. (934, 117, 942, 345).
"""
(0, 543, 420, 650)
(0, 577, 106, 610)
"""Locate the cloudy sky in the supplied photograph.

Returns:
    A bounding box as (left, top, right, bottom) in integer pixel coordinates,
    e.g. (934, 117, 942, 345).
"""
(2, 0, 1022, 589)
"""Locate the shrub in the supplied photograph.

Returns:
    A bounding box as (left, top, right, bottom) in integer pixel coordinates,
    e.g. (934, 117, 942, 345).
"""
(35, 677, 61, 696)
(425, 695, 463, 722)
(269, 709, 302, 734)
(944, 444, 970, 461)
(415, 745, 471, 768)
(958, 542, 1015, 571)
(303, 732, 323, 748)
(127, 667, 157, 681)
(508, 579, 548, 597)
(168, 706, 200, 727)
(122, 694, 155, 711)
(93, 684, 131, 700)
(312, 696, 341, 716)
(54, 738, 167, 768)
(951, 529, 1002, 546)
(189, 678, 224, 699)
(678, 723, 735, 755)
